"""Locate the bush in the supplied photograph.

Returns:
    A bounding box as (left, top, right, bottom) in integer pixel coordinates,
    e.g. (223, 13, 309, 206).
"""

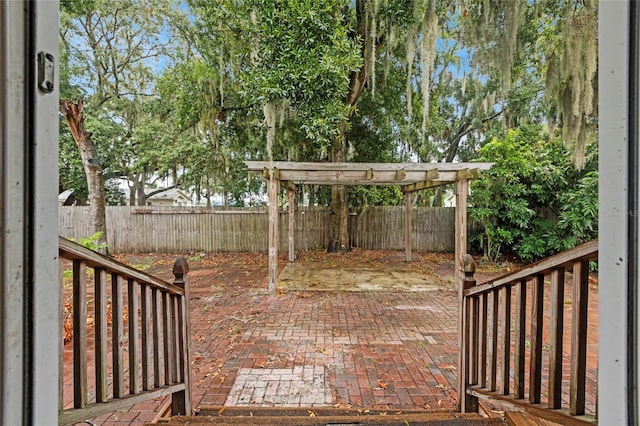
(469, 125, 597, 262)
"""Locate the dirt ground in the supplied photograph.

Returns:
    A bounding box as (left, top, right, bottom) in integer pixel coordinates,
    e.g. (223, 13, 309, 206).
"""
(118, 248, 516, 293)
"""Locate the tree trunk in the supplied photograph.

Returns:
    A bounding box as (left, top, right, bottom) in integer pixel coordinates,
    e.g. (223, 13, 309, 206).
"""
(59, 99, 108, 254)
(327, 0, 373, 252)
(328, 136, 349, 252)
(136, 170, 147, 206)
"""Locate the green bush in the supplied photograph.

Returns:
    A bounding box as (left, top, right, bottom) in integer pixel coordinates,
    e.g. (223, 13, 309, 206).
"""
(469, 125, 597, 262)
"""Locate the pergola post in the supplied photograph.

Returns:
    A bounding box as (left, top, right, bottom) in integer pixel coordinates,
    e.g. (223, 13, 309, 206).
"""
(405, 191, 412, 262)
(455, 179, 469, 285)
(287, 187, 296, 262)
(268, 170, 279, 291)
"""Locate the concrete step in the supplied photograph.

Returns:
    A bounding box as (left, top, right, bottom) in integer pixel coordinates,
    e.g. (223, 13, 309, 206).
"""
(153, 406, 506, 425)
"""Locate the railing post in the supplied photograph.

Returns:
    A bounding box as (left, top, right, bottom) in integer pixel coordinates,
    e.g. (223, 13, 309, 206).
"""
(171, 256, 192, 416)
(457, 254, 479, 413)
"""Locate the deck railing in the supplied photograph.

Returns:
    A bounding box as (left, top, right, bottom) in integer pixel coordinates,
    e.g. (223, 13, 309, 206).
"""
(458, 240, 597, 424)
(58, 236, 192, 425)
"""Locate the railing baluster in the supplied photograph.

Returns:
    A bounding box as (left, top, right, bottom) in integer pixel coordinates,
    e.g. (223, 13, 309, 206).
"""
(141, 283, 152, 391)
(94, 267, 108, 403)
(570, 260, 589, 415)
(152, 287, 162, 388)
(164, 293, 176, 383)
(128, 279, 139, 394)
(487, 290, 499, 392)
(529, 274, 544, 404)
(514, 279, 527, 399)
(479, 293, 488, 388)
(548, 267, 565, 409)
(501, 285, 511, 396)
(72, 259, 88, 409)
(177, 296, 186, 385)
(163, 291, 173, 384)
(470, 296, 479, 385)
(112, 273, 124, 398)
(172, 295, 181, 383)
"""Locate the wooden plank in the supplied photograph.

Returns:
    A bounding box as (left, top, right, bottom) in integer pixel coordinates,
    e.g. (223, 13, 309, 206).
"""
(465, 240, 598, 297)
(163, 291, 174, 384)
(405, 193, 412, 262)
(72, 260, 88, 408)
(401, 180, 449, 193)
(468, 388, 597, 426)
(152, 288, 162, 388)
(172, 295, 181, 383)
(128, 279, 140, 394)
(273, 169, 469, 185)
(141, 283, 152, 391)
(58, 383, 186, 426)
(94, 268, 108, 403)
(529, 274, 544, 404)
(548, 267, 566, 409)
(288, 188, 296, 262)
(501, 286, 512, 396)
(514, 279, 527, 399)
(479, 293, 488, 388)
(470, 297, 479, 384)
(245, 160, 494, 172)
(173, 256, 192, 415)
(268, 172, 279, 291)
(366, 168, 374, 180)
(176, 296, 186, 385)
(112, 273, 125, 398)
(570, 260, 589, 415)
(487, 290, 499, 392)
(458, 255, 478, 413)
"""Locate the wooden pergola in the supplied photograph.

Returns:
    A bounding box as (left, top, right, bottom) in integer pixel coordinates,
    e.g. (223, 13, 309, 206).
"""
(245, 161, 493, 291)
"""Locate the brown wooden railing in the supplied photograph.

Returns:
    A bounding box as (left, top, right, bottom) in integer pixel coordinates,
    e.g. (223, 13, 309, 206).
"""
(458, 240, 597, 424)
(58, 236, 192, 425)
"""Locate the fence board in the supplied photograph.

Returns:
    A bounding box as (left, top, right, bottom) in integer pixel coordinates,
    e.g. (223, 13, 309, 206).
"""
(60, 206, 458, 253)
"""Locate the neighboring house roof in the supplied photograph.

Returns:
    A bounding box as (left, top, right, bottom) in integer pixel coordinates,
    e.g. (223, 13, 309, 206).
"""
(146, 187, 191, 202)
(58, 189, 74, 204)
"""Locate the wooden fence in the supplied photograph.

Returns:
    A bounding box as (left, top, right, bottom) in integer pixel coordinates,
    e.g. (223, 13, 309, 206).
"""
(59, 206, 456, 254)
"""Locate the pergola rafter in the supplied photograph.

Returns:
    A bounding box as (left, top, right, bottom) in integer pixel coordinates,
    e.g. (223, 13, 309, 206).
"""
(245, 161, 493, 291)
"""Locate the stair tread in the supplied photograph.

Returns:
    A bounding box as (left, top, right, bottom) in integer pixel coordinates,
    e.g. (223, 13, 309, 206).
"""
(505, 411, 562, 426)
(152, 406, 506, 425)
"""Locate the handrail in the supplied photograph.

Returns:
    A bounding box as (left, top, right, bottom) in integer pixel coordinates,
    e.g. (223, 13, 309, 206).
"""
(458, 240, 598, 424)
(465, 240, 598, 297)
(59, 236, 184, 295)
(58, 237, 192, 425)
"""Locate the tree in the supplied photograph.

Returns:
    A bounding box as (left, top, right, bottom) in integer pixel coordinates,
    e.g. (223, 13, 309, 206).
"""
(59, 0, 188, 249)
(184, 0, 598, 253)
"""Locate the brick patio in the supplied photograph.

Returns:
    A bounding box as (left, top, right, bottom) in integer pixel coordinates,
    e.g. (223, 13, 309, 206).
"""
(63, 250, 598, 425)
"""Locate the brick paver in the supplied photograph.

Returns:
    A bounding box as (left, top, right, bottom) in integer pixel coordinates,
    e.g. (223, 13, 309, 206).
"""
(189, 287, 462, 413)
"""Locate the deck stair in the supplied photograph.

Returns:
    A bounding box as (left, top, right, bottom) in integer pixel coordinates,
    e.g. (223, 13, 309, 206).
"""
(152, 406, 506, 425)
